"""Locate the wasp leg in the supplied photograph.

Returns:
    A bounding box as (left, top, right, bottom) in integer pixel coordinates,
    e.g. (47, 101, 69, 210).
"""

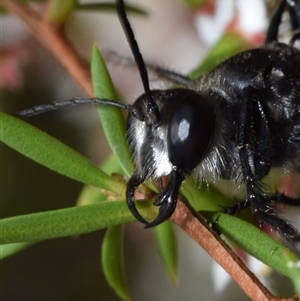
(269, 192, 300, 206)
(251, 195, 300, 241)
(226, 194, 300, 241)
(287, 0, 300, 43)
(286, 0, 300, 32)
(226, 192, 300, 212)
(266, 0, 300, 43)
(228, 90, 300, 240)
(225, 199, 251, 215)
(126, 173, 150, 224)
(145, 169, 185, 228)
(265, 0, 286, 43)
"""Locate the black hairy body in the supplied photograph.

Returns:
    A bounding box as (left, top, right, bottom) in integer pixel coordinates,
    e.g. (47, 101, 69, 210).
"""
(125, 1, 300, 237)
(195, 43, 300, 181)
(17, 0, 300, 240)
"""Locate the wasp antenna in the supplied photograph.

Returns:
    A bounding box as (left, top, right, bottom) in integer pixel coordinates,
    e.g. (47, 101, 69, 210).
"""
(116, 0, 160, 123)
(16, 98, 130, 117)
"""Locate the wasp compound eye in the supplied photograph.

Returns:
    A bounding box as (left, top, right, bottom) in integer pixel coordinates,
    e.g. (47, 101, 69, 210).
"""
(167, 92, 214, 174)
(15, 0, 300, 241)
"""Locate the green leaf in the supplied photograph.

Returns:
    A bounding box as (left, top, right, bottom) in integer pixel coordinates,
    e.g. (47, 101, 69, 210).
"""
(0, 242, 35, 259)
(0, 112, 124, 193)
(76, 185, 108, 206)
(0, 200, 157, 244)
(189, 32, 251, 78)
(0, 201, 135, 244)
(91, 45, 134, 177)
(76, 2, 147, 15)
(100, 154, 125, 175)
(209, 212, 300, 293)
(179, 0, 207, 8)
(181, 177, 233, 211)
(46, 0, 78, 24)
(76, 155, 125, 206)
(153, 221, 178, 285)
(102, 226, 131, 301)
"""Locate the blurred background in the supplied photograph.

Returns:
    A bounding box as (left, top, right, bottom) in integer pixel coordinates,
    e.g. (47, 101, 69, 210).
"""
(1, 0, 297, 300)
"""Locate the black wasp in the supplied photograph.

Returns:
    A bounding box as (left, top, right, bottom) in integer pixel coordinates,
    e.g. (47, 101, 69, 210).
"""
(18, 0, 300, 240)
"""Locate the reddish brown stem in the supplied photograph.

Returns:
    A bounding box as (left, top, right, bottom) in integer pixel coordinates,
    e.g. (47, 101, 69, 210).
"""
(2, 0, 93, 96)
(2, 1, 297, 300)
(170, 200, 290, 301)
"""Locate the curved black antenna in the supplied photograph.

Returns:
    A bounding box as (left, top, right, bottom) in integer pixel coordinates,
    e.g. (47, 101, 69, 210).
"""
(16, 98, 130, 117)
(115, 0, 160, 123)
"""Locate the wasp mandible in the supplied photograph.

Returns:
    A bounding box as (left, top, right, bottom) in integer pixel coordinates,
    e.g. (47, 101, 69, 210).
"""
(18, 0, 300, 240)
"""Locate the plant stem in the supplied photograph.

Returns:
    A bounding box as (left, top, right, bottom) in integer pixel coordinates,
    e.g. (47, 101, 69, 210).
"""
(2, 1, 294, 300)
(1, 0, 93, 96)
(170, 200, 287, 301)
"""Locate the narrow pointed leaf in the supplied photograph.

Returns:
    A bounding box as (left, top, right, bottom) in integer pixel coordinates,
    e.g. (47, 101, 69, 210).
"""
(0, 242, 35, 259)
(46, 0, 77, 24)
(91, 45, 134, 177)
(76, 185, 108, 206)
(189, 32, 250, 78)
(209, 212, 300, 292)
(181, 177, 233, 211)
(0, 112, 123, 193)
(100, 154, 125, 175)
(180, 0, 207, 8)
(76, 2, 147, 15)
(153, 221, 178, 285)
(102, 226, 131, 301)
(0, 201, 134, 244)
(77, 155, 125, 206)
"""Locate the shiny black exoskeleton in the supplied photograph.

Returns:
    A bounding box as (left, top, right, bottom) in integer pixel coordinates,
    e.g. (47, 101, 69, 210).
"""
(124, 0, 300, 237)
(18, 0, 300, 239)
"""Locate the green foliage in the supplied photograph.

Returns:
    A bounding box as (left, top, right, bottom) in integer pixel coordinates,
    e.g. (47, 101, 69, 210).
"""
(91, 45, 134, 177)
(0, 112, 122, 193)
(153, 222, 178, 285)
(46, 0, 78, 24)
(76, 2, 147, 15)
(102, 226, 131, 301)
(0, 201, 135, 244)
(0, 242, 35, 259)
(1, 2, 299, 300)
(179, 0, 207, 9)
(46, 0, 147, 24)
(210, 212, 300, 292)
(189, 32, 251, 78)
